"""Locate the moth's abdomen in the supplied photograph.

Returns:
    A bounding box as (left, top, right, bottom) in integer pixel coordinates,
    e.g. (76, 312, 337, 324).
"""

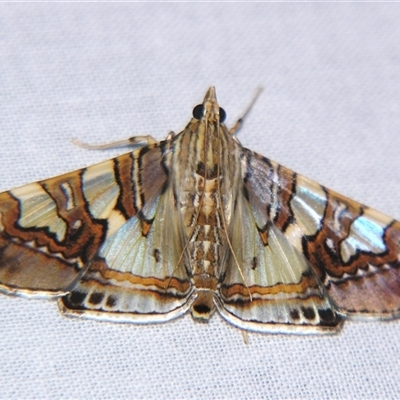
(186, 176, 224, 320)
(187, 178, 223, 271)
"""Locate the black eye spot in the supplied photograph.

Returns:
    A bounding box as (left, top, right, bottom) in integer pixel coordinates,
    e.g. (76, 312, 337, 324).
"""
(192, 104, 204, 120)
(219, 107, 226, 122)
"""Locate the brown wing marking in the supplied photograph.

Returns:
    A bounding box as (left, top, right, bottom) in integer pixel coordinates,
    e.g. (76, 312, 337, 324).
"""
(0, 171, 107, 295)
(303, 194, 400, 317)
(113, 143, 169, 219)
(60, 256, 193, 322)
(0, 142, 169, 297)
(218, 271, 343, 333)
(244, 148, 400, 319)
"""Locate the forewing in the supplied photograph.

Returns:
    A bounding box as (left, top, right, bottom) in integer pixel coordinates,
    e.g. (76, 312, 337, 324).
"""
(243, 149, 400, 319)
(218, 185, 342, 334)
(0, 143, 168, 297)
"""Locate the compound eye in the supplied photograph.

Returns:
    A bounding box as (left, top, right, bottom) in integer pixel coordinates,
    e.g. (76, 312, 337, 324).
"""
(192, 104, 205, 120)
(219, 107, 226, 123)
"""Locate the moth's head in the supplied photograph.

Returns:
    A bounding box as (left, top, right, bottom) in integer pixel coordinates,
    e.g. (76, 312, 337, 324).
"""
(192, 86, 226, 124)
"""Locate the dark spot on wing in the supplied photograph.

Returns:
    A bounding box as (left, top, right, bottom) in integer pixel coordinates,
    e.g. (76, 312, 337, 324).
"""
(290, 309, 300, 320)
(68, 291, 87, 306)
(106, 295, 117, 308)
(88, 291, 104, 305)
(154, 248, 161, 263)
(318, 308, 335, 323)
(302, 307, 316, 320)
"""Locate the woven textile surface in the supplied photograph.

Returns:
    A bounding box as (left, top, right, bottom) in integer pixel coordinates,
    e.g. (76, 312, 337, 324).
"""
(1, 4, 400, 399)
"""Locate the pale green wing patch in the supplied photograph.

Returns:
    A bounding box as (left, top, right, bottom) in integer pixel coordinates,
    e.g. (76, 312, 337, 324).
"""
(60, 181, 194, 323)
(217, 164, 342, 334)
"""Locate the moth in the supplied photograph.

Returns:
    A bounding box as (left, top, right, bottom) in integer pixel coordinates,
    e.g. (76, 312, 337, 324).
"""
(1, 87, 400, 335)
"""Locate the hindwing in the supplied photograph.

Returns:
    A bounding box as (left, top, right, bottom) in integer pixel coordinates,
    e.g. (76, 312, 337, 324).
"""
(217, 155, 343, 333)
(60, 162, 193, 322)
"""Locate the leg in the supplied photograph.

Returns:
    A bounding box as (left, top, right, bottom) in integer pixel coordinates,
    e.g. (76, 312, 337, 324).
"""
(71, 135, 159, 151)
(241, 330, 249, 345)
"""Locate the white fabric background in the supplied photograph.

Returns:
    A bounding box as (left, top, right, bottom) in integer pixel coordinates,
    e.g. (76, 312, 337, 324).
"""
(1, 3, 400, 399)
